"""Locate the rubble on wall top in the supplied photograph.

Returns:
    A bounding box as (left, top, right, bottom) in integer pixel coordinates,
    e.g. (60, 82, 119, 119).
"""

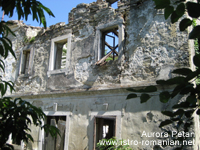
(7, 20, 68, 35)
(8, 20, 42, 30)
(49, 22, 66, 29)
(7, 0, 129, 34)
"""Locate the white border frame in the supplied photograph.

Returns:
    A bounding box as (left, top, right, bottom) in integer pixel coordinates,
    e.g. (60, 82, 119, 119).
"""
(89, 111, 122, 150)
(19, 45, 34, 77)
(47, 34, 72, 77)
(39, 111, 71, 150)
(94, 19, 125, 63)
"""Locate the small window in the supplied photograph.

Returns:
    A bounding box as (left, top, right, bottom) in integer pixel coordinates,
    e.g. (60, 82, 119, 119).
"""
(21, 50, 30, 74)
(48, 33, 72, 76)
(54, 42, 67, 70)
(19, 48, 33, 76)
(106, 0, 118, 8)
(95, 22, 124, 66)
(101, 27, 119, 62)
(44, 116, 66, 150)
(94, 116, 116, 147)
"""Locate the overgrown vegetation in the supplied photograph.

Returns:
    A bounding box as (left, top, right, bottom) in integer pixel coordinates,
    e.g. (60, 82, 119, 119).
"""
(0, 0, 59, 149)
(97, 137, 131, 150)
(127, 0, 200, 149)
(23, 36, 35, 45)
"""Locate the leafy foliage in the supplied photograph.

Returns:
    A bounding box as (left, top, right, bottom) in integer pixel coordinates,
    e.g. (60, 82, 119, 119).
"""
(0, 0, 55, 28)
(97, 137, 131, 150)
(0, 0, 58, 149)
(0, 97, 60, 148)
(127, 0, 200, 148)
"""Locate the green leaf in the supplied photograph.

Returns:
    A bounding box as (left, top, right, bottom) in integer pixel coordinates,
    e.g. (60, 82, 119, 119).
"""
(127, 86, 157, 93)
(140, 93, 150, 103)
(176, 3, 185, 16)
(31, 4, 39, 22)
(171, 11, 179, 24)
(126, 93, 137, 100)
(38, 2, 55, 17)
(164, 6, 174, 19)
(26, 133, 34, 142)
(37, 7, 47, 28)
(172, 68, 192, 76)
(126, 88, 136, 92)
(179, 18, 193, 31)
(185, 110, 194, 118)
(187, 2, 200, 18)
(5, 144, 14, 150)
(186, 70, 198, 81)
(171, 84, 186, 97)
(159, 91, 170, 103)
(175, 0, 186, 4)
(173, 102, 192, 109)
(16, 1, 24, 21)
(156, 80, 166, 85)
(186, 95, 196, 104)
(189, 26, 200, 39)
(161, 111, 174, 117)
(180, 84, 194, 95)
(196, 109, 200, 115)
(153, 0, 170, 9)
(167, 76, 186, 84)
(173, 109, 185, 116)
(170, 3, 185, 24)
(159, 119, 173, 127)
(193, 54, 200, 67)
(0, 59, 5, 72)
(144, 86, 157, 92)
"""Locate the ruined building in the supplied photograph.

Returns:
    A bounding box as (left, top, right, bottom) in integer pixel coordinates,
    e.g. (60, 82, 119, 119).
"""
(4, 0, 200, 149)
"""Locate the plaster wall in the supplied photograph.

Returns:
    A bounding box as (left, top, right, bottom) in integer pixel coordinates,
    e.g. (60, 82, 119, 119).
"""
(21, 88, 182, 150)
(5, 0, 191, 94)
(3, 0, 198, 150)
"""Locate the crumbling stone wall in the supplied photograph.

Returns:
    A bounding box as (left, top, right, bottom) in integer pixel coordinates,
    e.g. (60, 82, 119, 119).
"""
(6, 0, 191, 95)
(4, 0, 198, 150)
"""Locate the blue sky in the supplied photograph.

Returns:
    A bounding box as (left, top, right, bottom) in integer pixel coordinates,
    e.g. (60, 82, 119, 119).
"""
(1, 0, 96, 27)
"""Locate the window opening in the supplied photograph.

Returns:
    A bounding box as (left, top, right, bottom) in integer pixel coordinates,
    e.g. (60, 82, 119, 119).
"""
(106, 0, 118, 8)
(54, 41, 67, 70)
(21, 50, 30, 74)
(45, 116, 66, 150)
(95, 117, 116, 147)
(111, 1, 118, 8)
(96, 27, 119, 65)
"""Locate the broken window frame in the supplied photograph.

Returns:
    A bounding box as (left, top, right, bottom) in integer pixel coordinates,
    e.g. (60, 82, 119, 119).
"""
(48, 33, 72, 77)
(19, 46, 34, 76)
(89, 111, 122, 150)
(98, 27, 119, 65)
(95, 20, 125, 66)
(39, 111, 71, 150)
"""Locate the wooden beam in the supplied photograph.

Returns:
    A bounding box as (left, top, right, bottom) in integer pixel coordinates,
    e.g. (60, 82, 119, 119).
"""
(95, 51, 112, 65)
(105, 42, 118, 55)
(112, 30, 118, 37)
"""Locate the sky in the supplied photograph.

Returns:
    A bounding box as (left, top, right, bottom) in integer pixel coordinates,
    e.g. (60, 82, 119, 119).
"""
(0, 0, 97, 27)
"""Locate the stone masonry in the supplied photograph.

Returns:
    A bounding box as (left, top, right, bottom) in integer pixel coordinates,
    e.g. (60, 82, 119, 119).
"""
(4, 0, 199, 150)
